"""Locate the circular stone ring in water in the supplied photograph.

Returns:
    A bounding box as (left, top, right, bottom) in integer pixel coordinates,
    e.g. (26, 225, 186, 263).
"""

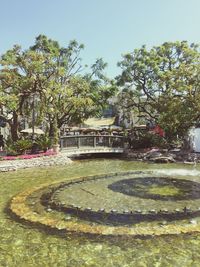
(9, 171, 200, 236)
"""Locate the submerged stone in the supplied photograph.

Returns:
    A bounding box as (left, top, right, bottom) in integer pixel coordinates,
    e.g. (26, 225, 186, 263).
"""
(9, 170, 200, 236)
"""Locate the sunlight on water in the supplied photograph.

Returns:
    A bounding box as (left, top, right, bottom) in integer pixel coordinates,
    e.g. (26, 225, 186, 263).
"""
(1, 159, 200, 266)
(153, 168, 200, 176)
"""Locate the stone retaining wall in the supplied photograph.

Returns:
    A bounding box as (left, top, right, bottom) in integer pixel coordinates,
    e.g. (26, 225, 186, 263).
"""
(0, 148, 198, 172)
(123, 149, 200, 164)
(0, 153, 72, 172)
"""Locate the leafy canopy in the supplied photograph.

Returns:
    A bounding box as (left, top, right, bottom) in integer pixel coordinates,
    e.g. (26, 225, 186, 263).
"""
(0, 35, 116, 141)
(116, 41, 200, 142)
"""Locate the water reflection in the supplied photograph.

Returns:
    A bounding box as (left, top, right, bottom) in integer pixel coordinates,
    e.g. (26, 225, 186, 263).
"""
(109, 176, 200, 200)
(1, 160, 200, 266)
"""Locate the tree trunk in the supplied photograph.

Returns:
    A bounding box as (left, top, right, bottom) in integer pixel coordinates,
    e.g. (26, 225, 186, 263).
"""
(10, 111, 19, 142)
(49, 121, 54, 138)
(49, 118, 59, 146)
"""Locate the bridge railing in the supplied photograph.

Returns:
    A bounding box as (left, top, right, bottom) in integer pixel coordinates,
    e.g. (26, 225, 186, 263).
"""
(60, 135, 125, 150)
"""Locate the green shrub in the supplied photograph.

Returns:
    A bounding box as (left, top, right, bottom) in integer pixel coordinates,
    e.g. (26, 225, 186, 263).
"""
(5, 137, 18, 156)
(129, 132, 167, 149)
(13, 139, 33, 154)
(35, 135, 51, 152)
(6, 147, 18, 156)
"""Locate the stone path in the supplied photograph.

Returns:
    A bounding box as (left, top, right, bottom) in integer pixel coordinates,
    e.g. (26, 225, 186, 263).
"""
(0, 153, 72, 172)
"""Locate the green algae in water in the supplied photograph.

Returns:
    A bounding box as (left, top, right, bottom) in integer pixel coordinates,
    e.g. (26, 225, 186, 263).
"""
(147, 185, 181, 196)
(1, 160, 200, 266)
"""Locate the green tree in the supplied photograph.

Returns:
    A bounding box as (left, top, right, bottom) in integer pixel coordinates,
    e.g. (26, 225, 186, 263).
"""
(116, 41, 200, 143)
(0, 35, 116, 142)
(31, 35, 115, 140)
(0, 45, 50, 141)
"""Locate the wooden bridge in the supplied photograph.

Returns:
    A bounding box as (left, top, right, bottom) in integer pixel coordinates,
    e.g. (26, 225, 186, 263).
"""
(60, 135, 125, 156)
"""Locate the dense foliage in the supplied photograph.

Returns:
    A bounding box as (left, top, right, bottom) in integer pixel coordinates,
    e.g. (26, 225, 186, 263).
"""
(116, 41, 200, 143)
(0, 35, 115, 143)
(1, 37, 200, 149)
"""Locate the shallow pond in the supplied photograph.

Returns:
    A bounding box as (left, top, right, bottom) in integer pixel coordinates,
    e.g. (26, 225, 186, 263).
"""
(1, 159, 200, 266)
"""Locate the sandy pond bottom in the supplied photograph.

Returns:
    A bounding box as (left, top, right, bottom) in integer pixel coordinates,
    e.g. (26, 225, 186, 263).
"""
(1, 159, 200, 266)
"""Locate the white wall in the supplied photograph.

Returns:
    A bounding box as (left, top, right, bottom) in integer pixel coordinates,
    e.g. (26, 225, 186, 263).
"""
(189, 127, 200, 152)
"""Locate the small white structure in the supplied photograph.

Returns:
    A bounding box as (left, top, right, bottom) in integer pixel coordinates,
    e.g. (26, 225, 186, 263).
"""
(0, 125, 9, 140)
(189, 127, 200, 152)
(20, 128, 44, 135)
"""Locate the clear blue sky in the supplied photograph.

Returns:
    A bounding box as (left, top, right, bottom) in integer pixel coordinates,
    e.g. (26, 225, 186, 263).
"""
(0, 0, 200, 78)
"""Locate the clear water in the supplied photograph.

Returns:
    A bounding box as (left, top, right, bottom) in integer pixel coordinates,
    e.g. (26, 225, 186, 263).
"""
(1, 159, 200, 266)
(53, 173, 200, 214)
